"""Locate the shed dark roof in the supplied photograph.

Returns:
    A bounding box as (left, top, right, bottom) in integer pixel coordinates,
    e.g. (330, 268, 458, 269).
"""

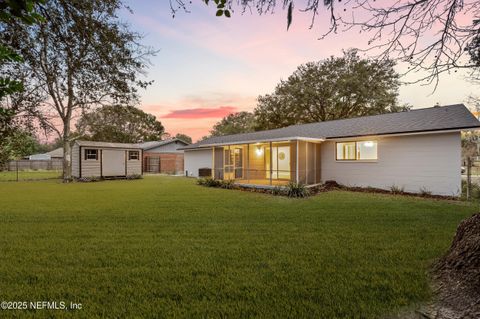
(182, 104, 480, 150)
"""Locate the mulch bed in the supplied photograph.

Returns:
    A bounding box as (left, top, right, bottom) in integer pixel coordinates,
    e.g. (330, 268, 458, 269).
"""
(322, 180, 458, 201)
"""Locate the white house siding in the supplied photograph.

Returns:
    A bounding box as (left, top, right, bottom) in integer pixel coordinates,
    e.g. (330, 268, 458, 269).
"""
(72, 144, 80, 177)
(126, 153, 142, 175)
(184, 148, 213, 177)
(80, 147, 101, 177)
(320, 132, 461, 196)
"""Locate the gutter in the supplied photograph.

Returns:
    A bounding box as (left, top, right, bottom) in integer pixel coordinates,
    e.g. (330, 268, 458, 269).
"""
(179, 136, 325, 150)
(181, 125, 480, 150)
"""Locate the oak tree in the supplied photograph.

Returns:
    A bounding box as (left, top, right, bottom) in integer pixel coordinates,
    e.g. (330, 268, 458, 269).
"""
(76, 105, 165, 144)
(1, 0, 154, 180)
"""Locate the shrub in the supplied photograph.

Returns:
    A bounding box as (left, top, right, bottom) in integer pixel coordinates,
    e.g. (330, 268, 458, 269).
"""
(197, 177, 221, 187)
(126, 174, 142, 180)
(219, 179, 235, 189)
(77, 176, 101, 183)
(271, 186, 286, 196)
(461, 180, 480, 200)
(390, 184, 404, 194)
(419, 186, 432, 196)
(285, 182, 310, 198)
(324, 180, 340, 188)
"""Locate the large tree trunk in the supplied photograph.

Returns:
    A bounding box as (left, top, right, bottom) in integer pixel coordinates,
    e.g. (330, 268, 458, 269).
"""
(62, 125, 72, 182)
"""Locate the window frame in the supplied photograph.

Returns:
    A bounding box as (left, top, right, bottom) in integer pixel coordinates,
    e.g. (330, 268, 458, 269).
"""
(84, 149, 98, 161)
(335, 141, 378, 162)
(128, 150, 140, 161)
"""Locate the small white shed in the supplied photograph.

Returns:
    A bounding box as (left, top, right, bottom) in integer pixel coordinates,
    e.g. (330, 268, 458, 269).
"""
(72, 141, 143, 179)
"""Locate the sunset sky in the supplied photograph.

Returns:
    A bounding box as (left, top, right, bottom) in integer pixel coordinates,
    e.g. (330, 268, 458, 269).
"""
(120, 1, 478, 142)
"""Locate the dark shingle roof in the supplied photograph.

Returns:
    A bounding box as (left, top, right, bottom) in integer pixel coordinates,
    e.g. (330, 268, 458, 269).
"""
(182, 104, 480, 150)
(137, 138, 189, 150)
(45, 147, 63, 158)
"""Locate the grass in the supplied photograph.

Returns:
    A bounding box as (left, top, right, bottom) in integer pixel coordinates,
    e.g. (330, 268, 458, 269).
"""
(0, 170, 61, 181)
(0, 176, 477, 318)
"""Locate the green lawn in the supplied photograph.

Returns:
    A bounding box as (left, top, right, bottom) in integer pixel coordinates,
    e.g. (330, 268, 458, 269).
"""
(0, 170, 61, 181)
(0, 176, 476, 318)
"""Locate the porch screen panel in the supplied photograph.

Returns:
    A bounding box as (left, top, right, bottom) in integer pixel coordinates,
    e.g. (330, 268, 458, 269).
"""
(214, 147, 224, 179)
(290, 141, 297, 183)
(315, 143, 322, 183)
(306, 142, 316, 185)
(297, 141, 307, 184)
(248, 144, 267, 180)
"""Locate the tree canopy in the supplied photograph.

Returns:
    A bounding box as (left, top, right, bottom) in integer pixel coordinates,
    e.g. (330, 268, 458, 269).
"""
(0, 130, 37, 168)
(1, 0, 154, 180)
(253, 50, 405, 130)
(210, 111, 256, 137)
(175, 133, 192, 144)
(76, 105, 165, 143)
(209, 51, 405, 135)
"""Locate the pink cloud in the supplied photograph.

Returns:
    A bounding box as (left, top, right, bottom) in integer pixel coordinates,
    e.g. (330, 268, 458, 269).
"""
(162, 106, 237, 119)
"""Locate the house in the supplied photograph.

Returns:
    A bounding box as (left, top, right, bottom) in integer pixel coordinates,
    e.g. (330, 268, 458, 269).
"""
(180, 104, 480, 196)
(138, 138, 189, 174)
(26, 147, 63, 160)
(72, 141, 142, 178)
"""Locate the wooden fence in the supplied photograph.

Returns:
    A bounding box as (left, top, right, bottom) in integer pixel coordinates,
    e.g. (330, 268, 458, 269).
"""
(6, 159, 63, 171)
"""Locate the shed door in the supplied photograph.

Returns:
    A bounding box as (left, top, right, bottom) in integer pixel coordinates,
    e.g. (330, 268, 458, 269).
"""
(102, 149, 125, 176)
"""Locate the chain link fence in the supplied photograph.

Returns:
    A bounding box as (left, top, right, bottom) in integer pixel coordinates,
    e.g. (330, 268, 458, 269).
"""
(0, 160, 62, 182)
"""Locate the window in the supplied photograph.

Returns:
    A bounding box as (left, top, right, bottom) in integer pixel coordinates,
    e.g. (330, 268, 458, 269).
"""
(336, 141, 377, 161)
(85, 149, 98, 160)
(128, 151, 139, 160)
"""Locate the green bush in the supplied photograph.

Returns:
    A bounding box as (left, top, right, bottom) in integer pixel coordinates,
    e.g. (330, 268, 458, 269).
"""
(219, 179, 235, 189)
(126, 174, 142, 180)
(77, 176, 101, 183)
(390, 184, 405, 194)
(419, 186, 432, 196)
(461, 180, 480, 200)
(285, 182, 310, 198)
(271, 186, 286, 196)
(197, 177, 221, 187)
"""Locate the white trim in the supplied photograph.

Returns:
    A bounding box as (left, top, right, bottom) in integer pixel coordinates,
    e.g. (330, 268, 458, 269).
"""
(183, 137, 324, 149)
(182, 127, 480, 151)
(296, 140, 299, 183)
(328, 127, 479, 141)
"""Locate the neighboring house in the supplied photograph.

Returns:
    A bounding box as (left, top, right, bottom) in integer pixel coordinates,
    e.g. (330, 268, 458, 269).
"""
(26, 147, 63, 160)
(72, 141, 142, 178)
(9, 147, 64, 171)
(180, 104, 480, 196)
(139, 138, 189, 175)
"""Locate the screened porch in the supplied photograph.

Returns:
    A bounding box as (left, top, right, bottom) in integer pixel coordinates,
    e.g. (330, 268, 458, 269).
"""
(211, 140, 322, 187)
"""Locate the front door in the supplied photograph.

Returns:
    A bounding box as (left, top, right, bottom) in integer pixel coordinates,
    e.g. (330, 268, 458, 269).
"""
(272, 146, 291, 180)
(102, 149, 125, 176)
